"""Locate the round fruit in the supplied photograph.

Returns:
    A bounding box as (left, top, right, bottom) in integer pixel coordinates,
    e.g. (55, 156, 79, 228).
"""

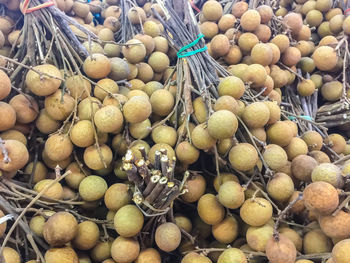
(218, 76, 245, 99)
(150, 89, 174, 116)
(319, 211, 350, 239)
(111, 236, 140, 263)
(266, 234, 297, 263)
(34, 179, 63, 200)
(122, 39, 146, 64)
(218, 181, 245, 209)
(246, 223, 273, 252)
(212, 216, 239, 244)
(311, 163, 343, 187)
(79, 175, 107, 201)
(114, 205, 144, 237)
(197, 194, 225, 225)
(191, 124, 217, 150)
(211, 34, 230, 57)
(104, 183, 131, 211)
(251, 43, 273, 66)
(332, 239, 350, 263)
(0, 102, 16, 131)
(44, 90, 75, 121)
(263, 144, 288, 171)
(321, 81, 342, 102)
(175, 141, 200, 165)
(0, 139, 29, 172)
(202, 0, 223, 21)
(303, 229, 332, 254)
(217, 248, 246, 263)
(285, 137, 308, 160)
(312, 46, 338, 71)
(65, 75, 91, 99)
(148, 52, 169, 73)
(182, 174, 207, 203)
(135, 248, 161, 263)
(297, 79, 316, 97)
(242, 102, 270, 128)
(302, 131, 323, 151)
(240, 10, 261, 31)
(242, 64, 267, 88)
(208, 110, 238, 139)
(267, 121, 293, 147)
(0, 70, 11, 100)
(123, 96, 152, 123)
(238, 33, 259, 53)
(155, 223, 181, 252)
(229, 143, 259, 172)
(267, 173, 294, 202)
(72, 221, 99, 250)
(240, 198, 273, 226)
(283, 12, 303, 35)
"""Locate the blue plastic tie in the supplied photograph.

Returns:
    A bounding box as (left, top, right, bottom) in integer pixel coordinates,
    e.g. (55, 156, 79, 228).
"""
(177, 34, 208, 58)
(288, 115, 314, 121)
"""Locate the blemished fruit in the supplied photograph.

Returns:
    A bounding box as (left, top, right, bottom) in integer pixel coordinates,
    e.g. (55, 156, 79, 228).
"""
(123, 96, 152, 123)
(0, 102, 16, 131)
(83, 54, 111, 79)
(43, 212, 78, 247)
(155, 223, 181, 252)
(45, 134, 73, 162)
(240, 10, 261, 31)
(242, 102, 270, 128)
(0, 139, 29, 172)
(182, 174, 207, 203)
(263, 144, 288, 170)
(291, 155, 318, 181)
(311, 163, 343, 188)
(83, 144, 113, 170)
(135, 248, 162, 263)
(114, 205, 144, 237)
(34, 179, 63, 200)
(240, 198, 273, 226)
(319, 210, 350, 239)
(266, 234, 297, 263)
(104, 183, 131, 211)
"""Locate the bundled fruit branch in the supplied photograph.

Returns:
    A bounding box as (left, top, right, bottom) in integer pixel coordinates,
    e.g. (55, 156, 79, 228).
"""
(1, 0, 350, 262)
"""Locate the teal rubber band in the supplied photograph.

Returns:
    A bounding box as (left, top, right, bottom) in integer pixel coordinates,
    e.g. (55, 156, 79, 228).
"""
(177, 34, 208, 58)
(288, 115, 314, 121)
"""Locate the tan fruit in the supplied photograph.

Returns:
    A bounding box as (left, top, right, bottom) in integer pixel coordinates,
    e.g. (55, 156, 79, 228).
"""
(104, 183, 131, 212)
(242, 64, 267, 88)
(291, 155, 317, 181)
(123, 96, 152, 123)
(197, 194, 225, 225)
(45, 89, 75, 121)
(2, 247, 21, 263)
(267, 173, 294, 202)
(135, 248, 161, 263)
(94, 105, 124, 133)
(212, 216, 239, 244)
(174, 214, 192, 233)
(202, 0, 223, 21)
(282, 47, 301, 67)
(238, 32, 259, 53)
(270, 34, 290, 53)
(0, 102, 16, 131)
(316, 0, 332, 12)
(242, 102, 270, 128)
(218, 181, 244, 209)
(266, 234, 297, 263)
(223, 45, 242, 65)
(192, 124, 217, 150)
(257, 5, 273, 24)
(155, 223, 181, 252)
(343, 16, 350, 35)
(77, 97, 100, 121)
(253, 24, 271, 43)
(279, 227, 302, 252)
(210, 34, 230, 57)
(0, 70, 10, 100)
(150, 89, 174, 116)
(182, 252, 212, 263)
(207, 110, 238, 140)
(218, 76, 245, 99)
(148, 52, 169, 73)
(319, 211, 350, 239)
(301, 131, 323, 151)
(250, 127, 267, 142)
(218, 14, 236, 32)
(0, 139, 29, 172)
(297, 78, 316, 97)
(240, 198, 272, 226)
(312, 46, 338, 71)
(0, 209, 6, 237)
(91, 241, 113, 262)
(304, 229, 332, 254)
(34, 178, 64, 200)
(283, 12, 303, 35)
(285, 137, 309, 161)
(324, 133, 346, 154)
(231, 1, 248, 18)
(311, 163, 343, 187)
(94, 78, 119, 101)
(83, 144, 113, 170)
(111, 236, 140, 263)
(321, 81, 342, 102)
(122, 39, 146, 64)
(309, 150, 331, 164)
(251, 43, 273, 66)
(182, 174, 206, 203)
(83, 54, 111, 79)
(43, 212, 78, 246)
(306, 10, 323, 27)
(193, 97, 208, 123)
(65, 75, 91, 99)
(72, 221, 99, 250)
(114, 205, 144, 237)
(44, 134, 73, 162)
(0, 129, 26, 146)
(200, 21, 219, 39)
(332, 239, 350, 263)
(217, 248, 246, 263)
(25, 64, 62, 96)
(79, 175, 107, 201)
(175, 141, 200, 165)
(240, 10, 261, 31)
(246, 224, 273, 251)
(143, 20, 160, 37)
(214, 96, 239, 114)
(44, 247, 78, 263)
(128, 119, 151, 140)
(147, 143, 175, 164)
(229, 143, 259, 172)
(69, 120, 94, 147)
(267, 121, 293, 147)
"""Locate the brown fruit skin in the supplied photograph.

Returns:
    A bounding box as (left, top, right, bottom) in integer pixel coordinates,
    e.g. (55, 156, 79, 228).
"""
(240, 10, 261, 32)
(72, 221, 100, 250)
(266, 234, 297, 263)
(312, 46, 338, 72)
(34, 179, 63, 200)
(212, 216, 239, 244)
(218, 181, 245, 209)
(303, 229, 332, 254)
(123, 96, 152, 123)
(217, 248, 246, 263)
(43, 212, 78, 247)
(45, 89, 75, 121)
(111, 236, 140, 263)
(197, 194, 225, 225)
(319, 211, 350, 239)
(229, 143, 259, 172)
(104, 183, 131, 211)
(282, 47, 301, 67)
(176, 141, 200, 164)
(25, 64, 62, 96)
(155, 223, 181, 252)
(332, 239, 350, 263)
(191, 124, 217, 150)
(135, 248, 161, 263)
(114, 205, 144, 237)
(321, 81, 342, 102)
(0, 209, 6, 237)
(325, 134, 346, 154)
(231, 1, 248, 18)
(202, 0, 223, 21)
(83, 54, 111, 79)
(0, 102, 16, 131)
(200, 21, 219, 39)
(182, 174, 206, 203)
(0, 139, 29, 172)
(267, 121, 293, 147)
(267, 173, 294, 202)
(45, 134, 73, 162)
(279, 227, 302, 252)
(0, 70, 11, 100)
(291, 155, 318, 182)
(242, 102, 270, 128)
(302, 131, 323, 151)
(303, 182, 339, 215)
(211, 34, 230, 57)
(283, 12, 303, 35)
(240, 198, 273, 226)
(2, 247, 20, 263)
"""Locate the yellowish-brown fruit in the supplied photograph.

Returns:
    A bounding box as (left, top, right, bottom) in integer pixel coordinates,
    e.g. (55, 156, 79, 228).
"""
(325, 133, 346, 154)
(0, 209, 7, 237)
(238, 33, 259, 54)
(229, 143, 259, 172)
(218, 181, 244, 209)
(0, 129, 26, 146)
(304, 181, 339, 216)
(94, 105, 123, 133)
(267, 172, 294, 202)
(43, 211, 78, 246)
(257, 5, 273, 24)
(312, 162, 343, 187)
(175, 141, 200, 165)
(122, 39, 146, 64)
(207, 110, 238, 140)
(174, 214, 192, 233)
(83, 144, 113, 170)
(217, 248, 246, 263)
(182, 252, 213, 263)
(214, 95, 239, 115)
(267, 121, 294, 147)
(2, 247, 21, 263)
(240, 10, 261, 32)
(182, 174, 207, 203)
(242, 102, 270, 128)
(148, 52, 169, 73)
(332, 239, 350, 263)
(285, 137, 308, 161)
(246, 223, 273, 252)
(279, 227, 302, 252)
(270, 34, 290, 53)
(123, 96, 152, 123)
(77, 97, 100, 121)
(44, 247, 78, 263)
(266, 234, 297, 263)
(0, 70, 11, 100)
(282, 47, 301, 67)
(202, 0, 223, 21)
(200, 21, 219, 39)
(197, 194, 225, 225)
(240, 198, 273, 226)
(135, 248, 161, 263)
(150, 89, 174, 116)
(114, 204, 144, 237)
(297, 78, 316, 97)
(72, 221, 99, 250)
(128, 119, 150, 140)
(254, 24, 272, 43)
(218, 76, 245, 99)
(65, 75, 91, 99)
(218, 14, 236, 32)
(343, 16, 350, 35)
(79, 175, 107, 201)
(155, 222, 181, 252)
(127, 6, 146, 24)
(94, 78, 119, 101)
(192, 123, 217, 150)
(212, 216, 239, 244)
(83, 54, 111, 79)
(104, 183, 131, 212)
(34, 108, 60, 134)
(301, 131, 323, 151)
(316, 0, 332, 12)
(325, 8, 343, 20)
(291, 154, 317, 182)
(321, 81, 342, 102)
(69, 120, 94, 148)
(319, 36, 338, 47)
(242, 64, 267, 88)
(306, 10, 323, 27)
(44, 89, 75, 121)
(210, 34, 230, 57)
(283, 12, 303, 35)
(25, 64, 62, 96)
(65, 162, 89, 190)
(231, 1, 248, 18)
(91, 241, 113, 262)
(312, 46, 338, 72)
(303, 229, 332, 254)
(0, 139, 29, 172)
(251, 43, 273, 66)
(319, 210, 350, 239)
(0, 102, 16, 131)
(223, 45, 242, 65)
(111, 236, 140, 263)
(44, 134, 73, 162)
(143, 20, 160, 37)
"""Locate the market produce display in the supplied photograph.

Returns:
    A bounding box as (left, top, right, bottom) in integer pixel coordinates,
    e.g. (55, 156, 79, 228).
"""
(0, 0, 350, 262)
